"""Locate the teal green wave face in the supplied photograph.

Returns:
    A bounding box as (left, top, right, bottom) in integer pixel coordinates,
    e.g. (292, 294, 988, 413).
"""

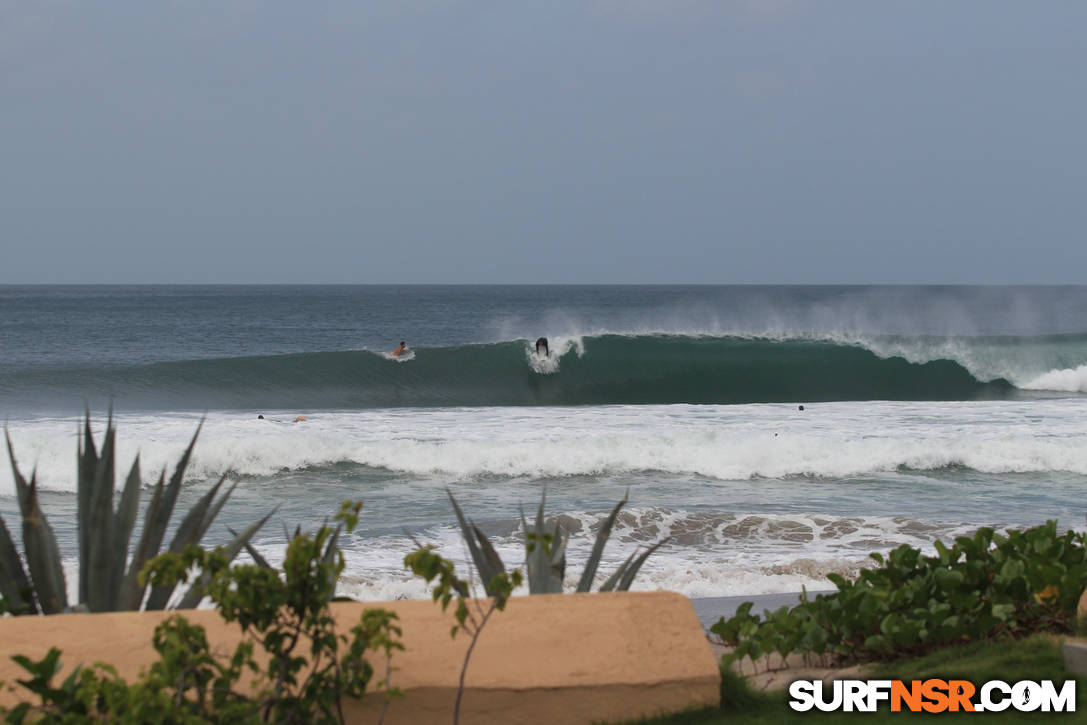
(0, 334, 1021, 410)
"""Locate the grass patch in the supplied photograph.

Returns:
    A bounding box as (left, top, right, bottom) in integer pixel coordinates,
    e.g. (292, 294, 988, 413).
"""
(868, 633, 1071, 683)
(620, 635, 1087, 724)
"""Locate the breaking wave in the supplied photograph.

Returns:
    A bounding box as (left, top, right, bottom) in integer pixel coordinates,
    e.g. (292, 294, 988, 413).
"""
(10, 332, 1078, 411)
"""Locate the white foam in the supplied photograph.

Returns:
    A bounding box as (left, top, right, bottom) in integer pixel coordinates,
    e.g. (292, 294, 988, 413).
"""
(6, 400, 1087, 497)
(1021, 364, 1087, 393)
(249, 508, 978, 601)
(524, 335, 584, 374)
(375, 349, 415, 362)
(24, 506, 1017, 603)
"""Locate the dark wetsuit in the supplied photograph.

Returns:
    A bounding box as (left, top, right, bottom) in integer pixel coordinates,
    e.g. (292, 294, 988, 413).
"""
(535, 337, 549, 357)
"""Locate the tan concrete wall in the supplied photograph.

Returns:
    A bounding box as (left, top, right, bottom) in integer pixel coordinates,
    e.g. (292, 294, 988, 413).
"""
(0, 591, 719, 724)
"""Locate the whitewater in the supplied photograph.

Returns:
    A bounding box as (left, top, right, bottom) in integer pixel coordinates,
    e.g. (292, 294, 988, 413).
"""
(2, 285, 1087, 600)
(4, 400, 1087, 599)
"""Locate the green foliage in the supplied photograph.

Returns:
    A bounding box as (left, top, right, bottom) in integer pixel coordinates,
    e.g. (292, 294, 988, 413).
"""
(1, 501, 401, 725)
(1, 414, 269, 614)
(866, 632, 1072, 685)
(404, 545, 471, 636)
(404, 544, 521, 637)
(710, 521, 1087, 666)
(445, 488, 667, 595)
(142, 500, 401, 724)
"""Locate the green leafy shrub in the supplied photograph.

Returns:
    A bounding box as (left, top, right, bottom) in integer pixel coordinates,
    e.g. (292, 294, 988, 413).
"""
(1, 414, 269, 614)
(446, 489, 667, 596)
(2, 619, 263, 724)
(710, 521, 1087, 666)
(1, 501, 402, 725)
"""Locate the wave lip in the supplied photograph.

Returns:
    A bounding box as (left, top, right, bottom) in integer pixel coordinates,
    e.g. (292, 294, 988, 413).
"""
(0, 333, 1041, 411)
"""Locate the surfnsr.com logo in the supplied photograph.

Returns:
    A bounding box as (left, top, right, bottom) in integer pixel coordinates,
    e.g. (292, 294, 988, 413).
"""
(789, 679, 1076, 713)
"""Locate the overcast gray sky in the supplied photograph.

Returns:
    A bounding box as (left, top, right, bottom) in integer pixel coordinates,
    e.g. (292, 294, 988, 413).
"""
(2, 1, 1085, 284)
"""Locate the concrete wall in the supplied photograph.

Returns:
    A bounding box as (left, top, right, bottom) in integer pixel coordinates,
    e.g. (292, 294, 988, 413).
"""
(0, 591, 720, 724)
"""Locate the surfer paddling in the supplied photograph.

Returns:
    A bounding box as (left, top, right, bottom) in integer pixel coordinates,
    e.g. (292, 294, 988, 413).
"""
(535, 337, 549, 357)
(391, 341, 407, 357)
(256, 414, 307, 423)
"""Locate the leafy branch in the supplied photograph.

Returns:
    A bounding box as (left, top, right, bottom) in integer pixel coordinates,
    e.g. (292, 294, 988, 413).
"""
(405, 544, 522, 725)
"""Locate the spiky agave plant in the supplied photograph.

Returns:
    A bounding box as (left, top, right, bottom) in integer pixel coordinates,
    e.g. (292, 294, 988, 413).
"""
(446, 489, 668, 596)
(0, 414, 272, 614)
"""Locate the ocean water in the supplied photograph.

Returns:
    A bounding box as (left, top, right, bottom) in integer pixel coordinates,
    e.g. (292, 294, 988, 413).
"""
(2, 285, 1086, 600)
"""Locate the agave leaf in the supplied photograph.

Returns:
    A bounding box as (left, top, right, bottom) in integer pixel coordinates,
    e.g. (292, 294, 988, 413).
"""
(84, 443, 116, 613)
(318, 522, 344, 597)
(98, 416, 117, 509)
(0, 514, 37, 614)
(550, 522, 568, 583)
(130, 423, 201, 611)
(117, 471, 165, 611)
(166, 474, 228, 554)
(470, 523, 506, 594)
(227, 527, 273, 568)
(5, 428, 30, 515)
(6, 432, 65, 612)
(322, 522, 342, 565)
(170, 578, 209, 611)
(147, 422, 203, 558)
(320, 522, 344, 600)
(246, 543, 272, 568)
(144, 472, 228, 611)
(20, 472, 68, 614)
(76, 413, 97, 605)
(98, 409, 116, 499)
(85, 420, 120, 612)
(445, 489, 492, 586)
(535, 490, 546, 540)
(598, 550, 636, 593)
(199, 480, 239, 541)
(575, 493, 628, 592)
(176, 509, 276, 610)
(537, 493, 564, 592)
(616, 538, 669, 592)
(111, 456, 143, 607)
(83, 410, 116, 608)
(521, 505, 545, 593)
(522, 498, 563, 594)
(223, 508, 276, 562)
